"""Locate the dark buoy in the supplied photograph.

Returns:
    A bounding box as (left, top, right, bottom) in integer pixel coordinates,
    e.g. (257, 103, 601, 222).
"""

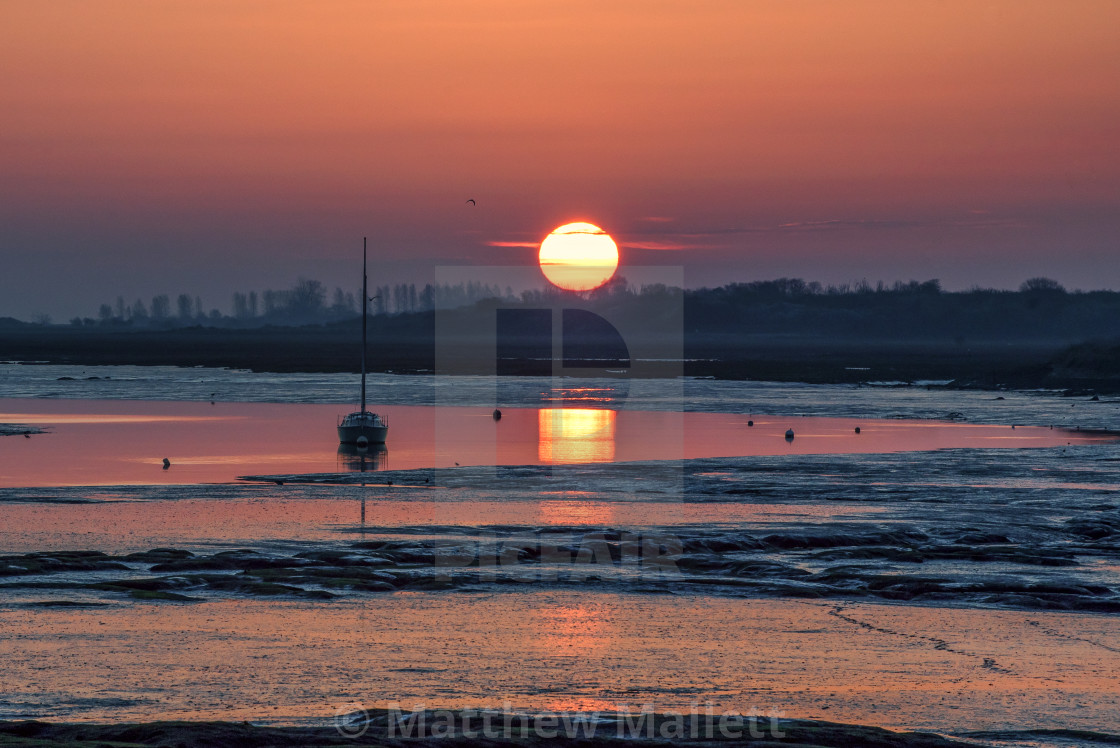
(747, 420, 754, 427)
(356, 435, 369, 448)
(854, 426, 861, 434)
(493, 409, 502, 420)
(162, 458, 171, 470)
(785, 428, 795, 441)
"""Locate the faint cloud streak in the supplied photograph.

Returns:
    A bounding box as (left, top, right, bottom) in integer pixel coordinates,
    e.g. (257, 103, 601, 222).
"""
(622, 240, 708, 251)
(483, 213, 1035, 256)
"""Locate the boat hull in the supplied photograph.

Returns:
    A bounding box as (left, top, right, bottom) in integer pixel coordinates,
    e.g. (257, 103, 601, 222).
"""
(338, 410, 388, 444)
(337, 423, 388, 444)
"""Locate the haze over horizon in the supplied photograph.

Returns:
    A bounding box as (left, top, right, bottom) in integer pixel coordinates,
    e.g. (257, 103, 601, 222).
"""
(3, 1, 1118, 320)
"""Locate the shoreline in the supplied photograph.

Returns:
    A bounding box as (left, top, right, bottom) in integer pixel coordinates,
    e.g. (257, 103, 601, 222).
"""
(4, 713, 1120, 748)
(0, 713, 986, 747)
(2, 327, 1117, 392)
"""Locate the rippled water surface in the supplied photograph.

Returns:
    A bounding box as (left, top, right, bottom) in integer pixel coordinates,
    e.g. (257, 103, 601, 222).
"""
(4, 362, 1120, 428)
(1, 365, 1118, 745)
(0, 396, 1109, 486)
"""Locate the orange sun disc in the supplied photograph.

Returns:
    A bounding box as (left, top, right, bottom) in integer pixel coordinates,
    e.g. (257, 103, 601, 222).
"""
(538, 222, 619, 291)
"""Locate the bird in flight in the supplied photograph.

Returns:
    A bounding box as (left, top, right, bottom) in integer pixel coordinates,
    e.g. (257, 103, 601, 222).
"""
(466, 199, 476, 206)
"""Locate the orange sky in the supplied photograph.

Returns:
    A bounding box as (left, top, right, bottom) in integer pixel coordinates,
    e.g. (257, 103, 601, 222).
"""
(2, 1, 1118, 316)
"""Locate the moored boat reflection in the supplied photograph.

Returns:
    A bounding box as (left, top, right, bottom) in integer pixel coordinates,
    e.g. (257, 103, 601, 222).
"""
(336, 443, 388, 473)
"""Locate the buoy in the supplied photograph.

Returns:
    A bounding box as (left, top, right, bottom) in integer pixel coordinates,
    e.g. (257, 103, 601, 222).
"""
(854, 427, 861, 434)
(493, 409, 502, 420)
(356, 435, 369, 448)
(747, 420, 754, 427)
(785, 428, 795, 441)
(162, 458, 171, 469)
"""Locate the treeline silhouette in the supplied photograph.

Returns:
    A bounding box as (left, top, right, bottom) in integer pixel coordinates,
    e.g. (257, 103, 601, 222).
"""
(46, 274, 1120, 343)
(6, 275, 1120, 388)
(70, 279, 513, 328)
(681, 276, 1120, 341)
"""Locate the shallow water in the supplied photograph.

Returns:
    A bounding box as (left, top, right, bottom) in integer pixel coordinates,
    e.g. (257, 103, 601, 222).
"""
(0, 593, 1117, 736)
(1, 365, 1119, 744)
(0, 494, 884, 554)
(0, 397, 1109, 487)
(5, 362, 1120, 428)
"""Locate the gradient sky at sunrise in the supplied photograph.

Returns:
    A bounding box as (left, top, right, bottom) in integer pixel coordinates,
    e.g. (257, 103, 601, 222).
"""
(2, 1, 1118, 318)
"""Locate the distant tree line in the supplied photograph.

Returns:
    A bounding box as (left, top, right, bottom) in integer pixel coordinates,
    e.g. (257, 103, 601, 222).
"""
(679, 276, 1120, 341)
(74, 279, 513, 328)
(51, 275, 1120, 342)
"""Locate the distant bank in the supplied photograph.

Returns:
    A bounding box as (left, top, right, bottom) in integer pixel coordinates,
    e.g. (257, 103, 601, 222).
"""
(1, 319, 1117, 393)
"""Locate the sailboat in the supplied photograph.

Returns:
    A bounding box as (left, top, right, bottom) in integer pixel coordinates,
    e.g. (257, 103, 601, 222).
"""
(337, 238, 389, 445)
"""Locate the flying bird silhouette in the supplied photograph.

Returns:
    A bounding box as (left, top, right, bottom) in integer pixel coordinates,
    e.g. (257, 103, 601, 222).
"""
(466, 199, 476, 205)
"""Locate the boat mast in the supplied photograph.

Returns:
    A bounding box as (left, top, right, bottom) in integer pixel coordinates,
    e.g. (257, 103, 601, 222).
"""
(361, 237, 367, 414)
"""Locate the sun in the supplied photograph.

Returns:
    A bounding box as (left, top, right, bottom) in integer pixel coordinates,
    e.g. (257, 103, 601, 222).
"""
(538, 222, 619, 291)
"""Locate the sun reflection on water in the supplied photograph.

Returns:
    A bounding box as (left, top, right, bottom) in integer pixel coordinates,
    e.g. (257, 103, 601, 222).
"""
(538, 499, 615, 526)
(536, 604, 610, 656)
(538, 408, 617, 463)
(543, 387, 617, 404)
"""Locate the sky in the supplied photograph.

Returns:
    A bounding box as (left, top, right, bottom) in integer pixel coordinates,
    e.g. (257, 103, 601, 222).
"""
(2, 0, 1118, 320)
